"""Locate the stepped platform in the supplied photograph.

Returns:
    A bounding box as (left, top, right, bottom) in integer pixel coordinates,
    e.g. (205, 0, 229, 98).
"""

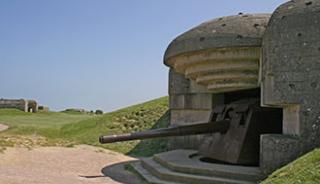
(131, 150, 264, 184)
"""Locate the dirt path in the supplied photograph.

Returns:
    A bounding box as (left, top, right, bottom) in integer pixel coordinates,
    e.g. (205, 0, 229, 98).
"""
(0, 145, 144, 184)
(0, 123, 9, 132)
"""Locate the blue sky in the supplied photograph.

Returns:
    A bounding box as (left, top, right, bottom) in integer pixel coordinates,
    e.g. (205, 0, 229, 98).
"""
(0, 0, 287, 112)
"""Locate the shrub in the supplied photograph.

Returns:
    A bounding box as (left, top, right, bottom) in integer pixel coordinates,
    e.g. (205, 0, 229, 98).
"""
(95, 109, 103, 115)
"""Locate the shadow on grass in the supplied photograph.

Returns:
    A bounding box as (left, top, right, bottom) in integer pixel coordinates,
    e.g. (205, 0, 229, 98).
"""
(127, 111, 170, 157)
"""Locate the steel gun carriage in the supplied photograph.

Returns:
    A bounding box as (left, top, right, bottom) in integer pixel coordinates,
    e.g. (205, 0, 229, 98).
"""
(99, 99, 282, 165)
(99, 120, 230, 144)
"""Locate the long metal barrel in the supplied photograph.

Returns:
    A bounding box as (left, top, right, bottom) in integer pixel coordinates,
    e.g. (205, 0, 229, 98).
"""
(99, 120, 230, 144)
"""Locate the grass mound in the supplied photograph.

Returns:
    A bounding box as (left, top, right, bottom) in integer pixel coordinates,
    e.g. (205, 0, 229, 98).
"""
(0, 109, 93, 148)
(0, 97, 169, 156)
(262, 148, 320, 184)
(0, 109, 31, 116)
(60, 96, 169, 156)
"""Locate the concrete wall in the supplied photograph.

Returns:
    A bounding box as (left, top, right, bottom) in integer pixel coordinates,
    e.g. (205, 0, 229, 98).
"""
(38, 106, 49, 112)
(0, 99, 38, 113)
(260, 0, 320, 174)
(0, 99, 27, 112)
(27, 100, 38, 113)
(168, 69, 220, 150)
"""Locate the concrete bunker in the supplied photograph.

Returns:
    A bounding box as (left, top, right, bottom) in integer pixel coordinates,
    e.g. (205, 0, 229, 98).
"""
(99, 2, 320, 182)
(0, 99, 38, 113)
(165, 14, 278, 153)
(26, 100, 38, 113)
(164, 3, 320, 175)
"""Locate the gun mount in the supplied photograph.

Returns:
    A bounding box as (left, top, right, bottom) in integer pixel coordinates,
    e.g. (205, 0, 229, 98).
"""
(99, 120, 229, 144)
(100, 98, 282, 165)
(100, 7, 320, 182)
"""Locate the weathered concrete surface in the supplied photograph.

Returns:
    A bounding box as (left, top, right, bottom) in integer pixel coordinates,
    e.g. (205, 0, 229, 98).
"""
(38, 106, 50, 112)
(26, 100, 38, 113)
(169, 69, 209, 94)
(261, 0, 320, 174)
(170, 110, 212, 124)
(164, 14, 270, 60)
(0, 99, 38, 112)
(168, 70, 213, 150)
(170, 94, 213, 110)
(153, 150, 263, 181)
(132, 150, 263, 184)
(0, 99, 28, 112)
(260, 134, 300, 174)
(0, 145, 142, 184)
(165, 14, 270, 93)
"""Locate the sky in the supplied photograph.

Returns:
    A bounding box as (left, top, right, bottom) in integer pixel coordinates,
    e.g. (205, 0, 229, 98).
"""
(0, 0, 287, 112)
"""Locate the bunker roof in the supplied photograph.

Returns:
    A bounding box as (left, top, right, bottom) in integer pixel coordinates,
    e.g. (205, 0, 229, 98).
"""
(164, 13, 270, 65)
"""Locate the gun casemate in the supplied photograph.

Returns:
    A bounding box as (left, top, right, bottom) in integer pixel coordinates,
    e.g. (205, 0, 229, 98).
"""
(100, 98, 282, 166)
(100, 2, 320, 182)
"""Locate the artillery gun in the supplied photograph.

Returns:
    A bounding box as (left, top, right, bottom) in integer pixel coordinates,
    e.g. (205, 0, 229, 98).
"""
(100, 3, 320, 181)
(100, 98, 282, 165)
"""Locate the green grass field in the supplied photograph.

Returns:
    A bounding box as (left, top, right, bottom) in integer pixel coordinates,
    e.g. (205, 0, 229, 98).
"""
(0, 109, 93, 132)
(262, 148, 320, 184)
(0, 96, 169, 156)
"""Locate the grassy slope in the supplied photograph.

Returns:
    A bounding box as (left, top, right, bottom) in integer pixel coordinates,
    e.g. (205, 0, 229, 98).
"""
(60, 96, 169, 156)
(0, 109, 92, 131)
(262, 149, 320, 184)
(0, 109, 94, 148)
(0, 97, 169, 156)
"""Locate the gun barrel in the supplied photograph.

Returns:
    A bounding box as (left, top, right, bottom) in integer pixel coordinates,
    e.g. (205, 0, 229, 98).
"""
(99, 120, 230, 144)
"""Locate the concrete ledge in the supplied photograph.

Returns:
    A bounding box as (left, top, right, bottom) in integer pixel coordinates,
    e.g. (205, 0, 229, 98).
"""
(167, 48, 260, 93)
(153, 150, 263, 182)
(131, 161, 181, 184)
(141, 157, 254, 184)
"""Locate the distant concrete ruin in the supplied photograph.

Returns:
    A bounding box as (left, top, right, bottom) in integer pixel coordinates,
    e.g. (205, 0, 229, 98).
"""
(38, 106, 49, 112)
(0, 99, 38, 113)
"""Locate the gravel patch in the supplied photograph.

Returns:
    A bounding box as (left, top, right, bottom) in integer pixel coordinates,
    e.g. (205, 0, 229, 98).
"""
(0, 145, 143, 184)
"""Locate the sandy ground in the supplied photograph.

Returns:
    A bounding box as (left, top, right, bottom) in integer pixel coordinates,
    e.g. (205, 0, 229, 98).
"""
(0, 145, 145, 184)
(0, 123, 9, 132)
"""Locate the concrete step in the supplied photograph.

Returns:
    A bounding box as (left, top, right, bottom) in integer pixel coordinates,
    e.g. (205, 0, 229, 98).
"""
(153, 150, 263, 182)
(141, 157, 256, 184)
(131, 161, 182, 184)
